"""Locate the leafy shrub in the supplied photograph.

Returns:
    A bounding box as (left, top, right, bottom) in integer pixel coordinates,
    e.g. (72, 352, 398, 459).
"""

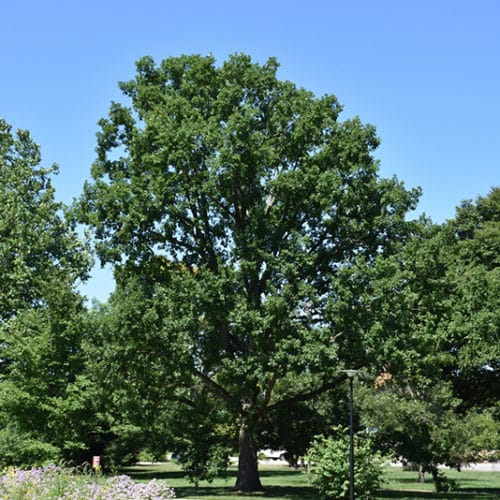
(0, 424, 60, 468)
(0, 464, 176, 499)
(306, 427, 384, 499)
(433, 472, 458, 493)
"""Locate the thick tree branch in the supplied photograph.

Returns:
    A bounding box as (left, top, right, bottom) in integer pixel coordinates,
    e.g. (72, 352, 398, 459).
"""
(175, 395, 196, 408)
(258, 370, 279, 412)
(262, 376, 343, 414)
(193, 367, 233, 403)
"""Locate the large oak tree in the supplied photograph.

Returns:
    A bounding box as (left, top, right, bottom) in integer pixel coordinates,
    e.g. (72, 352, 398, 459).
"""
(78, 54, 419, 490)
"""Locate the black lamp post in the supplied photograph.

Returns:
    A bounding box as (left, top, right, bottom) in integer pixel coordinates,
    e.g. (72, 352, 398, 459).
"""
(342, 369, 359, 500)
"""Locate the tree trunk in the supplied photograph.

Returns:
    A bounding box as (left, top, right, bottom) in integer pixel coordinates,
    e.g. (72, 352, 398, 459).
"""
(418, 464, 425, 483)
(235, 421, 263, 491)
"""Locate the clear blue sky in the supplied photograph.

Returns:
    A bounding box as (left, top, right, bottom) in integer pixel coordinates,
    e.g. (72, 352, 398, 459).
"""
(1, 0, 499, 301)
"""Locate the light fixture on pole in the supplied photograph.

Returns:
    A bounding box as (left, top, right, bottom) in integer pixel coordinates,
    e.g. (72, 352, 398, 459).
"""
(342, 369, 359, 500)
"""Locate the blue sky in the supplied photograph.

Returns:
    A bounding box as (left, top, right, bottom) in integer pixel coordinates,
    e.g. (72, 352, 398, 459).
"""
(1, 0, 499, 301)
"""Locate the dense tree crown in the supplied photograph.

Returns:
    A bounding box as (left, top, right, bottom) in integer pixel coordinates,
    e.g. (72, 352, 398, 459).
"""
(0, 119, 96, 467)
(0, 118, 89, 320)
(78, 53, 420, 490)
(351, 187, 499, 487)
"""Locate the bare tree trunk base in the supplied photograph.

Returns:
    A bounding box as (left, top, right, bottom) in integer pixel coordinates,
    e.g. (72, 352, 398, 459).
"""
(418, 464, 425, 483)
(235, 421, 263, 492)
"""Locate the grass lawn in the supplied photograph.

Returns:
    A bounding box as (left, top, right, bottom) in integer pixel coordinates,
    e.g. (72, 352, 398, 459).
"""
(122, 462, 500, 500)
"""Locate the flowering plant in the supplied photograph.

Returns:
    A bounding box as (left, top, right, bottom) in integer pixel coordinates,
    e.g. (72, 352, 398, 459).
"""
(0, 464, 175, 499)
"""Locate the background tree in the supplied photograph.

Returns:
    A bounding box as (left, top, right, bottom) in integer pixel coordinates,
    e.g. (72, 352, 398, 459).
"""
(0, 119, 101, 466)
(83, 281, 237, 477)
(78, 53, 419, 491)
(446, 187, 500, 412)
(0, 287, 106, 466)
(359, 379, 499, 490)
(349, 188, 499, 487)
(0, 118, 89, 321)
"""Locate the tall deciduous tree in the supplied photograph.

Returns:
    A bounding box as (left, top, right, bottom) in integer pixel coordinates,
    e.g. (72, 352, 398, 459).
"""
(448, 188, 499, 369)
(0, 119, 94, 465)
(351, 188, 499, 486)
(78, 54, 419, 491)
(0, 118, 89, 320)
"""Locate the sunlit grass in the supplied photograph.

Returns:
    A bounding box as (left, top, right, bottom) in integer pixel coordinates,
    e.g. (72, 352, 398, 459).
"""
(377, 466, 500, 499)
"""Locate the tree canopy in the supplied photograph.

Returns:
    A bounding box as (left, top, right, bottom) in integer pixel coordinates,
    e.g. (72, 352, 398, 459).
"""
(354, 187, 500, 487)
(78, 53, 420, 490)
(0, 119, 95, 466)
(0, 119, 89, 320)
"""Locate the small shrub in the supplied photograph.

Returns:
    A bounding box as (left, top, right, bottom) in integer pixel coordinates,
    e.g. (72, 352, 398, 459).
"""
(0, 425, 61, 468)
(432, 469, 459, 493)
(306, 427, 385, 500)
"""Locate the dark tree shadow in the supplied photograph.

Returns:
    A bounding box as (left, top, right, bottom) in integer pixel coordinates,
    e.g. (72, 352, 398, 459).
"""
(173, 485, 318, 498)
(376, 488, 500, 499)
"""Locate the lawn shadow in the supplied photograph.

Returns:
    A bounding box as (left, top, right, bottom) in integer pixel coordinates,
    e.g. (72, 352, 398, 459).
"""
(394, 477, 434, 484)
(123, 464, 500, 500)
(121, 464, 190, 481)
(376, 488, 500, 499)
(173, 485, 318, 499)
(122, 464, 302, 482)
(460, 487, 500, 497)
(123, 465, 317, 498)
(258, 469, 303, 478)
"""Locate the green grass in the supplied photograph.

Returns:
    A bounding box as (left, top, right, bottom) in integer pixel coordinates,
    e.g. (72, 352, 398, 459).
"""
(121, 462, 500, 500)
(376, 467, 500, 500)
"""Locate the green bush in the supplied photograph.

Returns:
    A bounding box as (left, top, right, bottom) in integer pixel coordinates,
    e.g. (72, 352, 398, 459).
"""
(433, 469, 459, 493)
(0, 425, 60, 468)
(306, 427, 385, 499)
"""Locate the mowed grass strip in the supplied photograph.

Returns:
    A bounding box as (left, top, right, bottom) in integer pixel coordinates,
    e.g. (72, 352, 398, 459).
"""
(122, 462, 500, 500)
(376, 466, 500, 500)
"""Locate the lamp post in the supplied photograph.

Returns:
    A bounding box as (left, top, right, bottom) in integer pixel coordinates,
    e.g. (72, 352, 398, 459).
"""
(342, 369, 359, 500)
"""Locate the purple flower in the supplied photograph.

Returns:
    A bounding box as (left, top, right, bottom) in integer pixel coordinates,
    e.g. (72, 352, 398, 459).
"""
(0, 464, 175, 498)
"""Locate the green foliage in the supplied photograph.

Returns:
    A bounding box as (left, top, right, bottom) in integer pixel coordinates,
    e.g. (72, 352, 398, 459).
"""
(0, 118, 108, 468)
(463, 409, 500, 461)
(344, 188, 499, 491)
(362, 382, 464, 465)
(0, 424, 60, 468)
(432, 470, 459, 493)
(337, 188, 499, 398)
(0, 295, 116, 467)
(359, 378, 500, 491)
(447, 187, 500, 373)
(0, 118, 90, 321)
(306, 427, 385, 499)
(76, 53, 419, 489)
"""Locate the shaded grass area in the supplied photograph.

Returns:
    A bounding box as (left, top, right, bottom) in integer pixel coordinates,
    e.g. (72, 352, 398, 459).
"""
(122, 463, 316, 499)
(122, 462, 500, 500)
